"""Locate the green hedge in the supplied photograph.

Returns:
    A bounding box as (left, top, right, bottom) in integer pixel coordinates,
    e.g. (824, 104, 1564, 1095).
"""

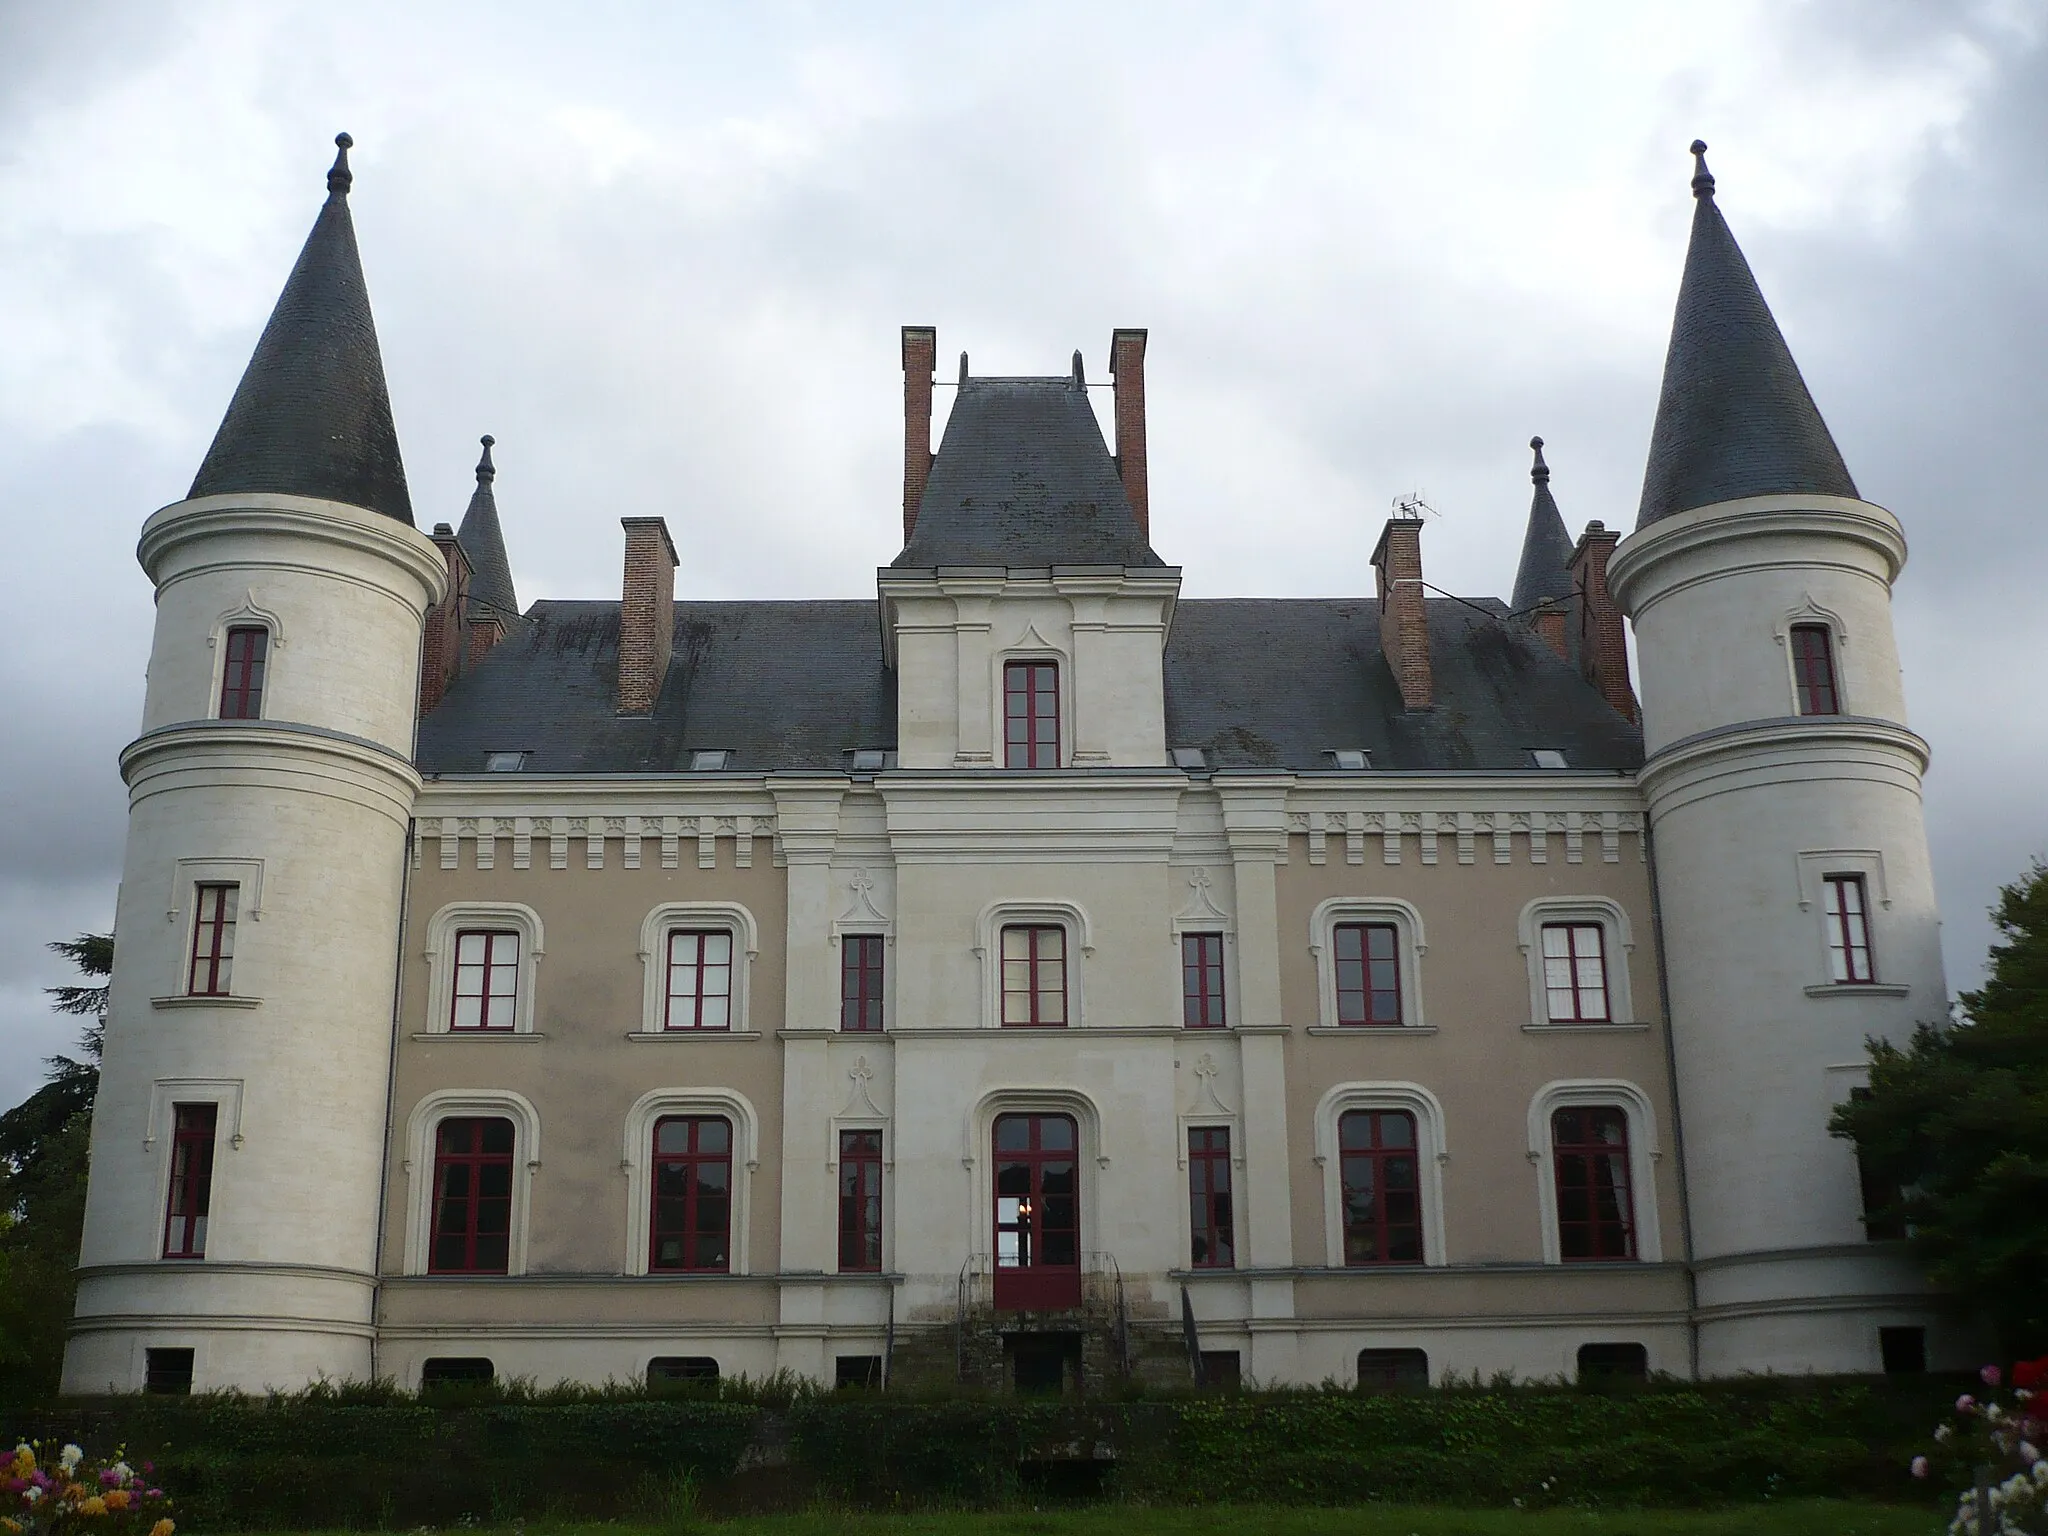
(5, 1377, 1960, 1526)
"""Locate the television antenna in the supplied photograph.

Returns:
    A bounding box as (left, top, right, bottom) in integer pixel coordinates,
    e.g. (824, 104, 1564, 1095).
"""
(1391, 491, 1440, 521)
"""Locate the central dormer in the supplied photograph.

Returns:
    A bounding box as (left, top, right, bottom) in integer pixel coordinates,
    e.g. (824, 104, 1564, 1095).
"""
(880, 328, 1183, 770)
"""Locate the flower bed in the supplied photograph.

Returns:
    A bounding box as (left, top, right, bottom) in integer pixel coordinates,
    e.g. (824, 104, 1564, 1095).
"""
(4, 1442, 173, 1536)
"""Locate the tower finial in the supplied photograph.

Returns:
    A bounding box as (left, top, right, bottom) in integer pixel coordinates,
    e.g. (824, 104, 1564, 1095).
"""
(476, 434, 496, 483)
(1690, 138, 1714, 200)
(1529, 435, 1550, 484)
(1071, 349, 1086, 389)
(328, 132, 354, 197)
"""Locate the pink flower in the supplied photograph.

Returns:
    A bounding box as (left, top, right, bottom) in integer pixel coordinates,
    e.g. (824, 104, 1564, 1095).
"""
(1983, 1365, 2004, 1388)
(1959, 1395, 1978, 1413)
(1912, 1455, 1930, 1479)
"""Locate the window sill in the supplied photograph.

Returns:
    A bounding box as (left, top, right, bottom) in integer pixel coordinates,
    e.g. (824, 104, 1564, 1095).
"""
(152, 994, 261, 1010)
(410, 1031, 547, 1042)
(1803, 983, 1911, 999)
(626, 1030, 764, 1042)
(1305, 1025, 1437, 1036)
(1521, 1021, 1653, 1034)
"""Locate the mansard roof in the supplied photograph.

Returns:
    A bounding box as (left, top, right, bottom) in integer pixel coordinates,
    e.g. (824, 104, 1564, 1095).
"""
(1510, 437, 1576, 612)
(188, 134, 414, 524)
(415, 596, 1640, 775)
(1635, 142, 1857, 528)
(893, 375, 1163, 569)
(456, 436, 519, 622)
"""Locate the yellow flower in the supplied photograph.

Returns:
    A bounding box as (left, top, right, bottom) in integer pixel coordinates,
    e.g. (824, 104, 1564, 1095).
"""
(150, 1520, 177, 1536)
(3, 1517, 22, 1532)
(79, 1496, 108, 1516)
(105, 1490, 131, 1511)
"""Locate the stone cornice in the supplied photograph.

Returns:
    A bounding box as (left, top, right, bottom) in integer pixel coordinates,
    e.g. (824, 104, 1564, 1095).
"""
(1638, 715, 1931, 811)
(1608, 493, 1907, 619)
(138, 492, 447, 609)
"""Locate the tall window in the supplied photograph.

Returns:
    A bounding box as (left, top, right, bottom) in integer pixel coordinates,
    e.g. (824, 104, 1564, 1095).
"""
(1824, 875, 1875, 983)
(1003, 661, 1059, 769)
(1541, 924, 1610, 1023)
(1338, 1109, 1422, 1264)
(188, 883, 238, 997)
(841, 935, 885, 1033)
(1187, 1126, 1235, 1268)
(664, 930, 734, 1030)
(429, 1117, 514, 1274)
(1790, 624, 1839, 715)
(450, 931, 519, 1031)
(218, 626, 268, 719)
(1552, 1106, 1637, 1261)
(1849, 1087, 1907, 1241)
(1182, 933, 1226, 1028)
(1000, 924, 1067, 1027)
(650, 1116, 731, 1272)
(838, 1129, 883, 1272)
(162, 1103, 217, 1259)
(1334, 923, 1402, 1026)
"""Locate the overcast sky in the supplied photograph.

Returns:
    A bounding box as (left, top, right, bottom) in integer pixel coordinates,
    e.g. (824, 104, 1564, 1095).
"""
(3, 0, 2044, 1109)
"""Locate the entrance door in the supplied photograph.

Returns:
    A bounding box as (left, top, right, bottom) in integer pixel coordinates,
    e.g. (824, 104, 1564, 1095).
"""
(993, 1113, 1081, 1309)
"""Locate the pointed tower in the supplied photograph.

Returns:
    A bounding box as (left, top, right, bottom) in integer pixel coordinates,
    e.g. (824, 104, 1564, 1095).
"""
(1512, 436, 1576, 655)
(457, 435, 518, 630)
(1608, 144, 1954, 1375)
(64, 136, 446, 1394)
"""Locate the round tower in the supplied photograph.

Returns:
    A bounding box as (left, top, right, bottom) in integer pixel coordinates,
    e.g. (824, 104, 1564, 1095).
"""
(63, 136, 446, 1394)
(1609, 144, 1955, 1375)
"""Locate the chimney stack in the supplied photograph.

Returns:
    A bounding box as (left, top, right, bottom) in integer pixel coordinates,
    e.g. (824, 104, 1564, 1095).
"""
(420, 522, 473, 716)
(1568, 521, 1639, 723)
(1371, 515, 1433, 710)
(1110, 328, 1150, 541)
(618, 516, 678, 716)
(901, 326, 937, 544)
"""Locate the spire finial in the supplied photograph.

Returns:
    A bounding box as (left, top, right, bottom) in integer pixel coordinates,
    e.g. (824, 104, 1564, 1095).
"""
(1071, 350, 1086, 389)
(476, 434, 496, 483)
(958, 351, 969, 386)
(1689, 138, 1714, 200)
(1529, 435, 1550, 484)
(328, 132, 354, 197)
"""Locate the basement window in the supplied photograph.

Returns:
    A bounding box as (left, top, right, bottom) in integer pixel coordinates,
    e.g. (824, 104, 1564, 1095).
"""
(483, 751, 528, 772)
(1530, 749, 1570, 769)
(1170, 748, 1207, 770)
(1327, 749, 1371, 771)
(688, 750, 731, 771)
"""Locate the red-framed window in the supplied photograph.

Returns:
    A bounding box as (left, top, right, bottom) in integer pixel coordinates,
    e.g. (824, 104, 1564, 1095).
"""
(1334, 922, 1402, 1026)
(451, 930, 519, 1031)
(218, 625, 268, 719)
(162, 1103, 218, 1259)
(429, 1117, 514, 1274)
(1182, 933, 1226, 1028)
(187, 883, 238, 997)
(650, 1116, 732, 1272)
(1790, 624, 1839, 715)
(664, 930, 734, 1030)
(837, 1129, 883, 1272)
(1000, 924, 1067, 1027)
(1003, 661, 1059, 769)
(1541, 923, 1610, 1023)
(1824, 875, 1875, 983)
(1338, 1109, 1423, 1264)
(1552, 1106, 1637, 1261)
(841, 935, 885, 1033)
(993, 1113, 1081, 1308)
(1187, 1126, 1235, 1268)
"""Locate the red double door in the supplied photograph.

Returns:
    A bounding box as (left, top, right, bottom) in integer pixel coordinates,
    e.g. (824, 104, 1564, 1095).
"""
(992, 1113, 1080, 1309)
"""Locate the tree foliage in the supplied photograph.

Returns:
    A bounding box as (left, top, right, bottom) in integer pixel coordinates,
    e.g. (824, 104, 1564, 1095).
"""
(1831, 861, 2048, 1353)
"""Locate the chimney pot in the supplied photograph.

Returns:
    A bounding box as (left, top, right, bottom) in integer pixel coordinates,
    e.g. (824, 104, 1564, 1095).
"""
(1110, 328, 1150, 544)
(901, 326, 938, 544)
(618, 516, 678, 715)
(1370, 517, 1433, 710)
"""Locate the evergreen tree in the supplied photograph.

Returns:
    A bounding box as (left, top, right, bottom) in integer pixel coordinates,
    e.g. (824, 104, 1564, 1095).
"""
(1832, 862, 2048, 1354)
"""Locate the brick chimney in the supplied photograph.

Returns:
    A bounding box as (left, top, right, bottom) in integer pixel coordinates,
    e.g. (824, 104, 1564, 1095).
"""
(1371, 515, 1433, 710)
(1568, 520, 1639, 723)
(901, 326, 937, 544)
(1532, 604, 1569, 660)
(618, 516, 678, 716)
(1110, 328, 1150, 542)
(419, 522, 473, 716)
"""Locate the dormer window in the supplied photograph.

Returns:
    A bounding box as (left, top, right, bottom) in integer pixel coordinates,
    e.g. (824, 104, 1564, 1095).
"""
(483, 751, 527, 772)
(688, 750, 732, 771)
(1530, 749, 1569, 769)
(218, 626, 268, 719)
(848, 748, 891, 773)
(1170, 747, 1207, 771)
(1004, 662, 1059, 769)
(1790, 625, 1840, 715)
(1327, 749, 1371, 771)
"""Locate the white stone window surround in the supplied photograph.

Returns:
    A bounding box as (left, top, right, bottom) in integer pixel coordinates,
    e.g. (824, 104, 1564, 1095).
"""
(401, 1088, 542, 1277)
(1175, 1051, 1244, 1269)
(637, 901, 761, 1035)
(1773, 594, 1852, 716)
(1793, 850, 1908, 997)
(974, 900, 1094, 1030)
(826, 1068, 891, 1275)
(205, 592, 286, 721)
(961, 1086, 1106, 1264)
(422, 902, 545, 1036)
(1171, 867, 1236, 1031)
(1306, 896, 1429, 1031)
(621, 1086, 761, 1277)
(1516, 897, 1637, 1028)
(991, 626, 1071, 769)
(1312, 1081, 1451, 1268)
(144, 1078, 244, 1262)
(1526, 1079, 1664, 1265)
(156, 859, 265, 1005)
(829, 868, 895, 1034)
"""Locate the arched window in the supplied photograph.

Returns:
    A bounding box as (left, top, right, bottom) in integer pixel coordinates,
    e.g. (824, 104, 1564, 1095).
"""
(1789, 623, 1840, 715)
(1527, 1080, 1662, 1264)
(1337, 1109, 1424, 1265)
(428, 1117, 515, 1274)
(649, 1115, 733, 1272)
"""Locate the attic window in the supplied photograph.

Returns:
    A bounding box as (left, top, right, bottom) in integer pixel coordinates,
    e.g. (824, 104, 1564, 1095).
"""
(1327, 750, 1371, 772)
(688, 750, 732, 772)
(483, 751, 528, 772)
(848, 749, 891, 773)
(1530, 749, 1570, 770)
(1170, 748, 1207, 771)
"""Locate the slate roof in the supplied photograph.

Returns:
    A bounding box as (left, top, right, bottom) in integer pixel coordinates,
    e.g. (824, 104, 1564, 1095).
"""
(456, 437, 519, 623)
(1636, 144, 1857, 529)
(416, 596, 1641, 776)
(893, 376, 1164, 568)
(1510, 438, 1577, 612)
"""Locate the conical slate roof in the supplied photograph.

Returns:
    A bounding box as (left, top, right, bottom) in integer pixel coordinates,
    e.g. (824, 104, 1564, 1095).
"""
(188, 134, 414, 524)
(1511, 436, 1577, 611)
(456, 436, 518, 621)
(1635, 142, 1856, 529)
